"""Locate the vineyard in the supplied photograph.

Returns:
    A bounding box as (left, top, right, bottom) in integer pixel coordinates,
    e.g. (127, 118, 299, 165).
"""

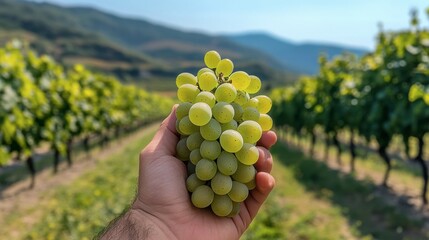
(271, 11, 429, 206)
(0, 41, 173, 187)
(3, 3, 429, 240)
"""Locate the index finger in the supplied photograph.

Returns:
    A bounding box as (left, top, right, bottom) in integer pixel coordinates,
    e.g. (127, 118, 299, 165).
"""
(257, 131, 277, 149)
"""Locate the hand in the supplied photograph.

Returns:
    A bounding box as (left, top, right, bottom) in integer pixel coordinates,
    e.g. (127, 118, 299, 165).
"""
(100, 106, 277, 240)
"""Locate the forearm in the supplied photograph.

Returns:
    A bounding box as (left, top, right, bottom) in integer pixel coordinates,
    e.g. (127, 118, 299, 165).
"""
(97, 208, 175, 240)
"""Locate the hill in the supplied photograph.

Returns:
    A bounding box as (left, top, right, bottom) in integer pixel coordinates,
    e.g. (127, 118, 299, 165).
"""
(0, 0, 296, 86)
(63, 6, 282, 69)
(227, 32, 369, 74)
(0, 0, 157, 79)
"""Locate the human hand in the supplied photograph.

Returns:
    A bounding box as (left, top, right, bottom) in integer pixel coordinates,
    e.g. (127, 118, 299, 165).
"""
(100, 106, 277, 240)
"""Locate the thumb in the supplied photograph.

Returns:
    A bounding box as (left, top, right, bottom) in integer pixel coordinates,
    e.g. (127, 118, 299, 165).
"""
(148, 105, 179, 155)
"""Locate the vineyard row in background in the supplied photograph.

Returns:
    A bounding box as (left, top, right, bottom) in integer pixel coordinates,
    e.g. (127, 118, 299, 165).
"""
(0, 40, 173, 187)
(271, 10, 429, 205)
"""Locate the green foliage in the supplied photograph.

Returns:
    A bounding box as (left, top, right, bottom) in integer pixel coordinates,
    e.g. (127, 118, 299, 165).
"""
(271, 6, 429, 203)
(271, 53, 360, 138)
(244, 195, 286, 240)
(0, 41, 173, 165)
(272, 7, 429, 146)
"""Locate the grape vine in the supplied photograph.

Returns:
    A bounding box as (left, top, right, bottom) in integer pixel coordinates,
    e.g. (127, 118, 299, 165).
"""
(0, 41, 173, 186)
(272, 9, 429, 204)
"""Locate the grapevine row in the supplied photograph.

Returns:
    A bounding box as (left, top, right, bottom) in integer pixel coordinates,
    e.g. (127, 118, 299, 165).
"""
(0, 41, 173, 186)
(271, 10, 429, 204)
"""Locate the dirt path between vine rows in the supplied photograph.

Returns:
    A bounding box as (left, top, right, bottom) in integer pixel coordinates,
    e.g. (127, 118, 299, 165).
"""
(0, 122, 160, 227)
(280, 138, 429, 232)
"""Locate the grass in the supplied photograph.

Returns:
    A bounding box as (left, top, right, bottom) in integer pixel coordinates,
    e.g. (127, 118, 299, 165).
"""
(0, 130, 138, 187)
(288, 131, 426, 196)
(323, 135, 422, 178)
(1, 128, 428, 239)
(1, 130, 156, 240)
(278, 143, 426, 239)
(244, 149, 354, 240)
(244, 142, 428, 240)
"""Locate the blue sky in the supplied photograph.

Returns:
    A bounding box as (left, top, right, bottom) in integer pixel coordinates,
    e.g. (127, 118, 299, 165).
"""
(36, 0, 428, 50)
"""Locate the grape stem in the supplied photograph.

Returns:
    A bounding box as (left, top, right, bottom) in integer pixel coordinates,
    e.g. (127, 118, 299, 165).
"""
(218, 72, 224, 84)
(217, 72, 231, 85)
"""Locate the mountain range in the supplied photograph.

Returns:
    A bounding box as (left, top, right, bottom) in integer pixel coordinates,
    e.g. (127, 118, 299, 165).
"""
(227, 33, 368, 74)
(0, 0, 369, 88)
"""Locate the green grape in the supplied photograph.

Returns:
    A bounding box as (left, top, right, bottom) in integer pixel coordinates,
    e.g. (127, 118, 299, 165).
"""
(255, 95, 272, 114)
(245, 75, 261, 94)
(178, 116, 199, 135)
(195, 91, 216, 108)
(242, 107, 260, 121)
(199, 71, 218, 91)
(200, 140, 221, 160)
(176, 102, 192, 120)
(197, 67, 214, 79)
(186, 132, 204, 151)
(217, 151, 238, 176)
(178, 84, 200, 102)
(189, 102, 212, 126)
(246, 98, 259, 109)
(232, 162, 256, 183)
(215, 83, 237, 103)
(234, 90, 249, 106)
(187, 161, 196, 174)
(215, 59, 234, 78)
(244, 178, 256, 190)
(176, 72, 197, 87)
(230, 71, 251, 90)
(176, 137, 190, 161)
(220, 120, 238, 132)
(196, 159, 217, 180)
(227, 202, 241, 217)
(186, 173, 205, 192)
(235, 143, 259, 165)
(200, 118, 222, 141)
(212, 102, 235, 123)
(192, 185, 214, 208)
(204, 50, 221, 68)
(174, 50, 272, 217)
(190, 149, 202, 165)
(228, 181, 249, 202)
(211, 172, 233, 195)
(176, 119, 184, 135)
(211, 194, 233, 217)
(231, 103, 243, 122)
(258, 113, 273, 131)
(220, 129, 244, 153)
(237, 120, 262, 144)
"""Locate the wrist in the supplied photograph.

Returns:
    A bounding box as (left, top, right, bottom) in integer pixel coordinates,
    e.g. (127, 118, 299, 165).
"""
(129, 203, 178, 240)
(99, 205, 177, 240)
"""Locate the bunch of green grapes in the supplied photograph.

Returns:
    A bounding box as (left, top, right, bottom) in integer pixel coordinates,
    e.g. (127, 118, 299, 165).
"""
(176, 50, 273, 217)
